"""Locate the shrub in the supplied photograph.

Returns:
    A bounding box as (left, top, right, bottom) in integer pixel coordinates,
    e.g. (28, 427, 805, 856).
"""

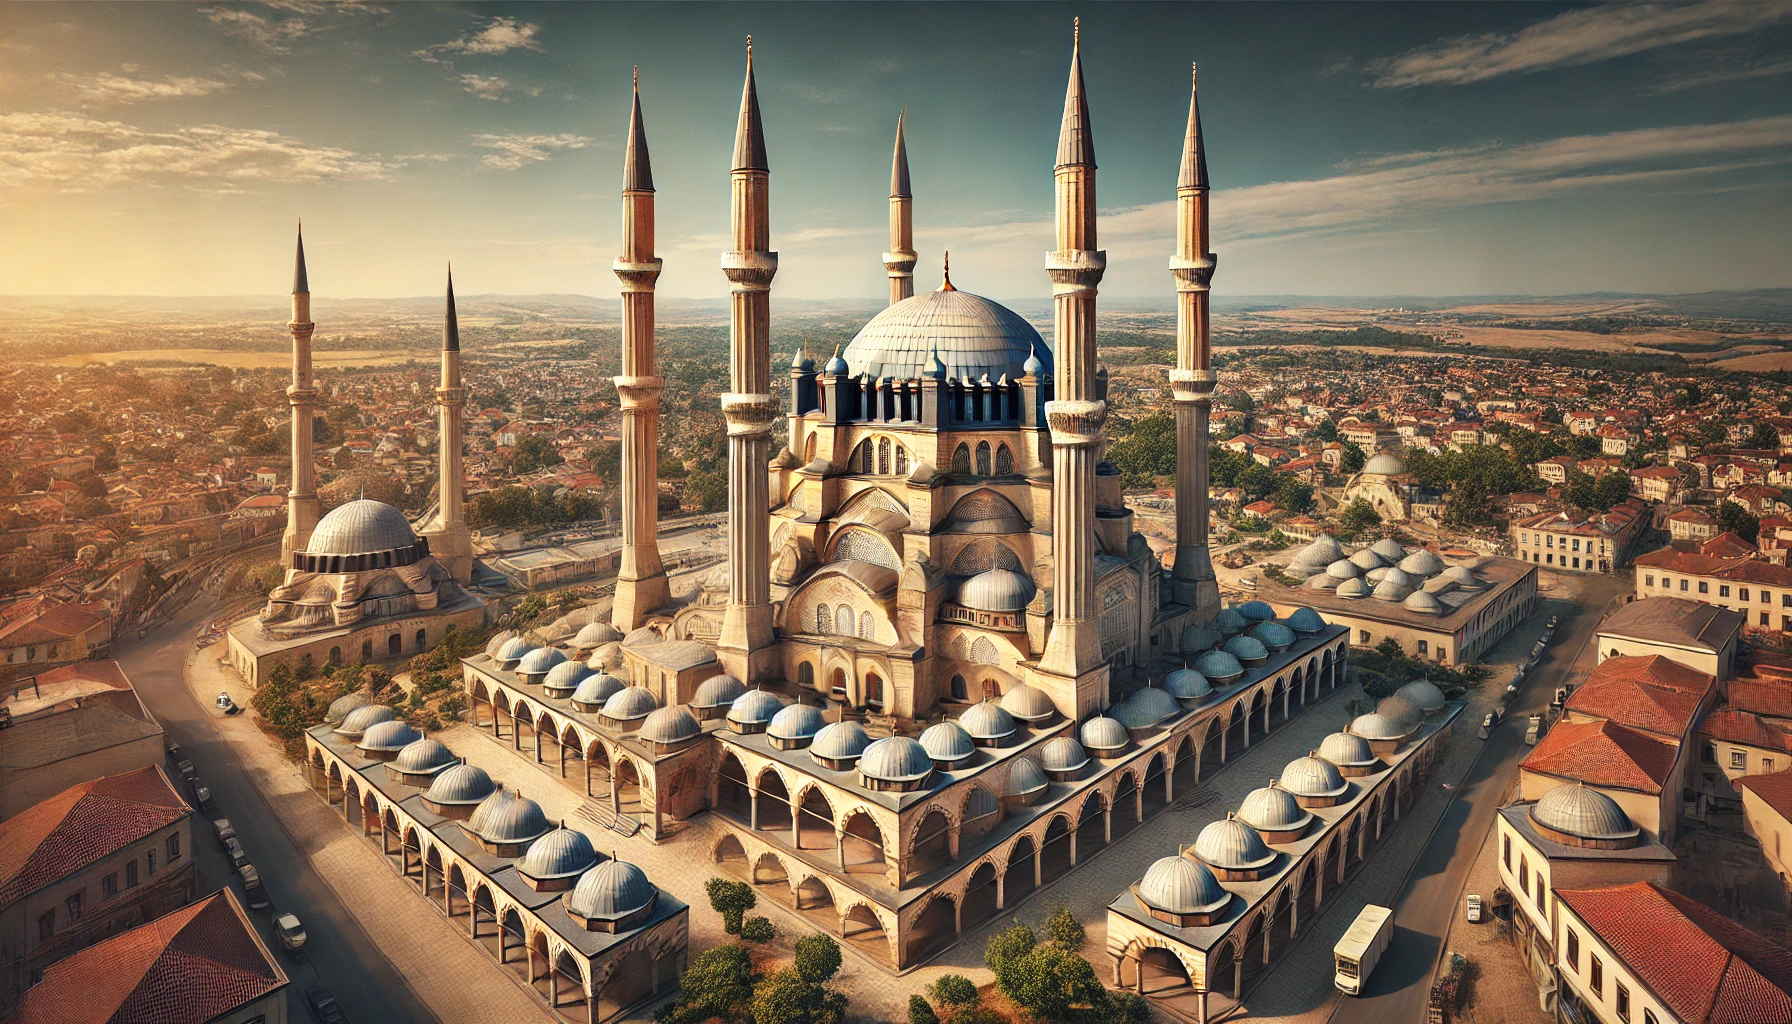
(749, 968, 810, 1024)
(928, 974, 978, 1006)
(942, 1007, 1004, 1024)
(794, 933, 843, 984)
(984, 922, 1036, 990)
(705, 877, 756, 935)
(1044, 905, 1085, 952)
(739, 915, 776, 943)
(909, 994, 939, 1024)
(1106, 991, 1153, 1024)
(655, 944, 754, 1024)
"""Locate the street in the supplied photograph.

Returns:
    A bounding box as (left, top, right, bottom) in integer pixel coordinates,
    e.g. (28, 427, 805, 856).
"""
(1330, 573, 1630, 1024)
(116, 598, 436, 1024)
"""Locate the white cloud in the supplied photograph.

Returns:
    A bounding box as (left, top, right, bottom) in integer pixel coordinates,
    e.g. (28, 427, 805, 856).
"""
(416, 16, 542, 64)
(458, 73, 540, 102)
(1650, 55, 1792, 92)
(199, 7, 310, 53)
(1371, 0, 1792, 87)
(0, 111, 406, 191)
(52, 70, 256, 104)
(471, 132, 590, 170)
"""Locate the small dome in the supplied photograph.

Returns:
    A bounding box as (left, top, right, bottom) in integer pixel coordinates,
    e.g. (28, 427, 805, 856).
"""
(1127, 686, 1183, 724)
(1250, 622, 1295, 651)
(1214, 608, 1249, 635)
(1531, 783, 1641, 841)
(425, 763, 494, 806)
(1138, 856, 1229, 915)
(768, 703, 827, 741)
(1348, 548, 1386, 571)
(1194, 815, 1276, 871)
(1288, 533, 1347, 572)
(586, 643, 624, 671)
(484, 630, 518, 657)
(1223, 636, 1269, 662)
(325, 690, 370, 725)
(1178, 625, 1223, 653)
(1402, 590, 1444, 614)
(1080, 715, 1129, 751)
(572, 672, 626, 707)
(1164, 668, 1212, 701)
(1238, 782, 1311, 831)
(859, 736, 935, 782)
(337, 703, 396, 737)
(1039, 736, 1089, 773)
(1110, 699, 1164, 731)
(810, 721, 870, 763)
(517, 647, 569, 676)
(496, 637, 535, 664)
(1023, 348, 1044, 376)
(1364, 453, 1407, 477)
(1365, 566, 1391, 584)
(1442, 564, 1482, 587)
(1396, 678, 1448, 712)
(691, 674, 746, 709)
(471, 790, 551, 845)
(1281, 754, 1348, 799)
(1376, 696, 1423, 731)
(1195, 650, 1245, 683)
(958, 702, 1018, 742)
(393, 738, 456, 775)
(568, 859, 656, 920)
(359, 719, 423, 752)
(1349, 712, 1407, 741)
(1237, 600, 1275, 622)
(1007, 758, 1049, 797)
(1326, 558, 1361, 580)
(824, 350, 849, 375)
(1336, 578, 1370, 599)
(1000, 684, 1057, 723)
(306, 499, 418, 556)
(1286, 607, 1326, 634)
(601, 686, 660, 721)
(957, 568, 1037, 612)
(727, 689, 784, 726)
(1399, 549, 1445, 576)
(1317, 731, 1377, 768)
(1371, 537, 1407, 561)
(574, 621, 624, 649)
(520, 828, 598, 881)
(640, 706, 701, 745)
(543, 661, 591, 692)
(1379, 566, 1413, 588)
(920, 722, 976, 762)
(1307, 574, 1341, 591)
(1371, 578, 1409, 601)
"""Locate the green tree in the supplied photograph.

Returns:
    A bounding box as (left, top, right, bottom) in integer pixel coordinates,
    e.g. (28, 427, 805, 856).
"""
(1340, 440, 1367, 474)
(909, 995, 940, 1024)
(1273, 475, 1315, 514)
(585, 440, 622, 482)
(1717, 501, 1761, 543)
(657, 944, 754, 1024)
(739, 915, 775, 943)
(752, 969, 812, 1024)
(794, 934, 843, 985)
(683, 467, 728, 512)
(1336, 499, 1382, 539)
(704, 877, 756, 935)
(1748, 422, 1780, 451)
(509, 433, 564, 475)
(1106, 412, 1177, 477)
(1004, 943, 1109, 1021)
(927, 975, 978, 1006)
(985, 922, 1037, 991)
(1312, 418, 1339, 443)
(1044, 905, 1085, 952)
(1375, 637, 1404, 660)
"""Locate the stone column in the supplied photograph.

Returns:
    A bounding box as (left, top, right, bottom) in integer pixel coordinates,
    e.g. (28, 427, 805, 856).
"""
(1170, 64, 1220, 619)
(613, 71, 671, 630)
(281, 225, 320, 566)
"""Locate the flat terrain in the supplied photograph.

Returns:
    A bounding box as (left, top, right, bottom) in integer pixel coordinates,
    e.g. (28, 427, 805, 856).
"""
(43, 347, 433, 368)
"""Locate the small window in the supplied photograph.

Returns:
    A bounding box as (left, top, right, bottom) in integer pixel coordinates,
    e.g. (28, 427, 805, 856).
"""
(1502, 834, 1511, 870)
(1616, 983, 1631, 1022)
(950, 674, 968, 702)
(1681, 579, 1689, 591)
(102, 873, 118, 898)
(65, 892, 82, 922)
(1741, 588, 1751, 602)
(1519, 859, 1529, 893)
(1644, 1011, 1659, 1024)
(1733, 750, 1748, 769)
(1645, 575, 1654, 587)
(167, 833, 181, 862)
(37, 911, 54, 942)
(1720, 585, 1732, 598)
(125, 860, 139, 888)
(1591, 955, 1604, 996)
(146, 850, 155, 875)
(1765, 590, 1774, 604)
(1699, 581, 1710, 594)
(1763, 611, 1771, 627)
(1766, 758, 1777, 772)
(1566, 929, 1580, 973)
(1359, 630, 1371, 644)
(1417, 640, 1429, 655)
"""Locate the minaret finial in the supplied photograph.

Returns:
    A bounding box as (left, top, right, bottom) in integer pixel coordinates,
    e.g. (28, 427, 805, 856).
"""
(1074, 16, 1080, 49)
(633, 65, 638, 91)
(733, 36, 768, 171)
(1056, 20, 1095, 169)
(293, 220, 309, 295)
(624, 67, 654, 191)
(938, 250, 955, 292)
(444, 263, 460, 352)
(1179, 58, 1209, 190)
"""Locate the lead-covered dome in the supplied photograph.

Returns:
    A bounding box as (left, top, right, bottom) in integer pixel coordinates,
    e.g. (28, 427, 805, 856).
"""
(573, 621, 624, 649)
(1350, 712, 1407, 741)
(640, 706, 701, 745)
(1287, 607, 1326, 634)
(727, 689, 783, 727)
(543, 661, 590, 694)
(517, 646, 568, 677)
(920, 722, 975, 764)
(1164, 667, 1212, 702)
(1377, 695, 1423, 732)
(1318, 731, 1377, 769)
(957, 569, 1037, 612)
(1281, 753, 1348, 799)
(859, 736, 936, 782)
(325, 690, 370, 725)
(568, 859, 656, 920)
(1194, 814, 1276, 871)
(1080, 715, 1129, 752)
(520, 827, 598, 882)
(305, 499, 420, 557)
(1238, 781, 1312, 832)
(601, 686, 659, 722)
(1237, 600, 1275, 623)
(1007, 758, 1048, 798)
(1138, 856, 1229, 915)
(572, 672, 626, 707)
(959, 702, 1018, 743)
(1397, 678, 1448, 712)
(1250, 622, 1295, 651)
(336, 703, 395, 738)
(1531, 782, 1640, 842)
(425, 763, 494, 807)
(842, 286, 1049, 381)
(394, 738, 456, 776)
(811, 721, 870, 764)
(469, 790, 551, 845)
(1040, 736, 1089, 773)
(1195, 649, 1245, 684)
(769, 703, 827, 742)
(1364, 452, 1407, 476)
(1000, 684, 1057, 723)
(1124, 685, 1182, 725)
(692, 674, 746, 710)
(358, 719, 422, 753)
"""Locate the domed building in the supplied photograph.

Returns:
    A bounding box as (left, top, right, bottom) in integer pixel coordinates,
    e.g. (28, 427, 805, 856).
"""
(1342, 449, 1419, 522)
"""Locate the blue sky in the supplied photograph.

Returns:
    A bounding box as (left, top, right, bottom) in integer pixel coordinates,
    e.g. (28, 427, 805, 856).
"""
(0, 1, 1789, 300)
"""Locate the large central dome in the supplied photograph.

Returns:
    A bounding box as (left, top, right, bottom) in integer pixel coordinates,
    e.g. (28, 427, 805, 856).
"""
(307, 499, 420, 557)
(842, 284, 1049, 382)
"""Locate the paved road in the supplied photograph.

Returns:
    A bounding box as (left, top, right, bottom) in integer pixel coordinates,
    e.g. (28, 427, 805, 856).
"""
(117, 598, 436, 1024)
(1331, 574, 1630, 1024)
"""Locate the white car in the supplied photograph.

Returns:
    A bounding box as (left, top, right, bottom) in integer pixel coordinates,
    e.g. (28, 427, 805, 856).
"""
(1465, 894, 1483, 923)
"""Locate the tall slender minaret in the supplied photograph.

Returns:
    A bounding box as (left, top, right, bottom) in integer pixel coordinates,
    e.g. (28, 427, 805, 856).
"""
(280, 224, 320, 567)
(717, 38, 780, 683)
(418, 265, 474, 583)
(1170, 63, 1221, 620)
(883, 111, 915, 306)
(1033, 20, 1110, 717)
(611, 69, 671, 630)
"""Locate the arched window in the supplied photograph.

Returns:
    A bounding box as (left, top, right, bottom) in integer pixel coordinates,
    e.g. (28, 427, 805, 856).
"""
(877, 438, 891, 475)
(950, 674, 968, 701)
(859, 442, 874, 475)
(328, 646, 341, 665)
(976, 441, 992, 476)
(860, 611, 874, 639)
(895, 446, 908, 476)
(995, 443, 1014, 475)
(970, 637, 999, 665)
(837, 606, 856, 636)
(951, 443, 971, 475)
(816, 604, 831, 634)
(798, 662, 815, 690)
(865, 673, 884, 709)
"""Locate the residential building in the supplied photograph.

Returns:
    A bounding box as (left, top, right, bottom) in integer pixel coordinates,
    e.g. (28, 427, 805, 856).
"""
(1512, 498, 1651, 574)
(1595, 598, 1742, 683)
(0, 660, 165, 820)
(1634, 545, 1792, 633)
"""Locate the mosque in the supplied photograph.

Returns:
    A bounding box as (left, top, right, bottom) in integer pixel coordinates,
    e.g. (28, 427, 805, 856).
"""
(442, 30, 1370, 980)
(226, 240, 487, 685)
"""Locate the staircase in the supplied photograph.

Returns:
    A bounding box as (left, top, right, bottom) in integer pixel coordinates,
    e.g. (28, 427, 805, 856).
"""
(574, 799, 641, 838)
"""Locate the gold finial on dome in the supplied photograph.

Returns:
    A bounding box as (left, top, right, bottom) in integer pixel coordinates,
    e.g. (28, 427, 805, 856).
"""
(937, 250, 955, 292)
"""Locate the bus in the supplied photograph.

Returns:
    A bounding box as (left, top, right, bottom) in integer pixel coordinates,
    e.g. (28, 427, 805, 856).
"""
(1334, 904, 1393, 995)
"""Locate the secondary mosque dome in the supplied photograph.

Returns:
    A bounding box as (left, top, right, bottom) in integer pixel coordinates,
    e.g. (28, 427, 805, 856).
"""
(842, 284, 1049, 382)
(305, 499, 422, 559)
(958, 569, 1037, 612)
(1364, 452, 1407, 476)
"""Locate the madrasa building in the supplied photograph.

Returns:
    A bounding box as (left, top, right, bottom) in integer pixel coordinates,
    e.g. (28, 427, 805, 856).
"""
(227, 242, 487, 685)
(455, 29, 1352, 973)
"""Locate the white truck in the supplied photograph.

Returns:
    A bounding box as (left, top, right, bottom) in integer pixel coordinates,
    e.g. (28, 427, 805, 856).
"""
(1334, 904, 1394, 996)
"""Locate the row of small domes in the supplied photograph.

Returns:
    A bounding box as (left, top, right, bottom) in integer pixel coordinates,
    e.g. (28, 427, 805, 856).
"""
(1178, 605, 1326, 654)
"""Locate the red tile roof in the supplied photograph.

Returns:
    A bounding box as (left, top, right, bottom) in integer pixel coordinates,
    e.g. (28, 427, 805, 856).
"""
(1522, 718, 1679, 793)
(1701, 710, 1792, 752)
(12, 889, 288, 1024)
(1557, 882, 1792, 1024)
(1567, 677, 1706, 739)
(1738, 768, 1792, 822)
(27, 659, 131, 692)
(1730, 679, 1792, 720)
(1586, 654, 1713, 694)
(0, 766, 189, 906)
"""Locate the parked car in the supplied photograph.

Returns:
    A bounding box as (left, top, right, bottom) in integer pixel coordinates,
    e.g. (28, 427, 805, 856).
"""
(224, 836, 248, 869)
(306, 986, 345, 1024)
(275, 913, 307, 953)
(238, 864, 270, 910)
(175, 758, 196, 780)
(165, 741, 183, 760)
(213, 819, 235, 848)
(1478, 711, 1499, 740)
(1547, 614, 1559, 629)
(1525, 714, 1544, 745)
(194, 786, 216, 812)
(1466, 894, 1483, 924)
(216, 691, 233, 709)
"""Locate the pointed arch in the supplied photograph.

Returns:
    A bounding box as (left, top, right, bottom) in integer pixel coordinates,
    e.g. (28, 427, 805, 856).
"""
(951, 443, 971, 475)
(878, 437, 891, 474)
(995, 442, 1014, 475)
(976, 440, 992, 476)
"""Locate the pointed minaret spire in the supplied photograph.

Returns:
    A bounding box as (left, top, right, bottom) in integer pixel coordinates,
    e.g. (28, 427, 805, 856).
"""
(293, 221, 309, 294)
(624, 67, 654, 192)
(280, 221, 320, 567)
(884, 109, 916, 305)
(733, 36, 769, 172)
(443, 264, 460, 352)
(419, 260, 472, 582)
(1056, 17, 1095, 169)
(1179, 62, 1208, 190)
(1169, 58, 1220, 620)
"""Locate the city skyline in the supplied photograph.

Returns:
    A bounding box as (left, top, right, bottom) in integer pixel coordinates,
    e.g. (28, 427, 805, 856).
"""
(1, 2, 1790, 301)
